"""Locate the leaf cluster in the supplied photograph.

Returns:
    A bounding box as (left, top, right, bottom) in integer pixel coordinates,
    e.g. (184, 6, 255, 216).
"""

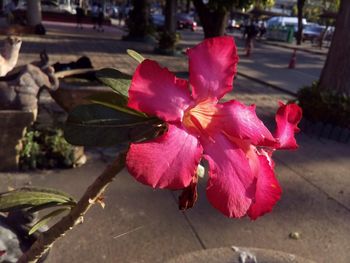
(296, 81, 350, 128)
(19, 127, 77, 170)
(0, 187, 76, 235)
(64, 51, 166, 148)
(200, 0, 274, 10)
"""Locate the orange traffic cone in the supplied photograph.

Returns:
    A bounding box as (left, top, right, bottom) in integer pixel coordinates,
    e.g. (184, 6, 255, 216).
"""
(288, 49, 297, 69)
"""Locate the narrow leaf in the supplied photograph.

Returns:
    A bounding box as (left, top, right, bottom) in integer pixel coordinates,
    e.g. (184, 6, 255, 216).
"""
(64, 104, 165, 147)
(87, 92, 147, 117)
(27, 201, 75, 214)
(29, 208, 69, 235)
(126, 49, 145, 63)
(0, 187, 76, 212)
(95, 68, 131, 98)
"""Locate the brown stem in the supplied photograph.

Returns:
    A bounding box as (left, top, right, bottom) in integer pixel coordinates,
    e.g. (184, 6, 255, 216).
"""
(17, 152, 127, 263)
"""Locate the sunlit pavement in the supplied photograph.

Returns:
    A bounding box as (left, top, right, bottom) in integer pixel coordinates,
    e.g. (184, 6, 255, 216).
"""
(0, 22, 349, 263)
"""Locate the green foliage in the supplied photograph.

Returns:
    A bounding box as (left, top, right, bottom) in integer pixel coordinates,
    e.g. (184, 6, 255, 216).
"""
(158, 31, 181, 50)
(202, 0, 274, 10)
(0, 187, 76, 213)
(65, 64, 166, 148)
(296, 82, 350, 128)
(29, 208, 70, 235)
(0, 187, 76, 235)
(19, 127, 77, 170)
(64, 104, 165, 147)
(95, 68, 132, 99)
(127, 49, 146, 64)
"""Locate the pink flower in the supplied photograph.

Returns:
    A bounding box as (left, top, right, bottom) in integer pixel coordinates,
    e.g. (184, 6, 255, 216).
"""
(126, 36, 302, 219)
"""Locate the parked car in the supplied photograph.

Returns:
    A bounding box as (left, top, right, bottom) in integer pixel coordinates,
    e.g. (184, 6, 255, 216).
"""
(302, 25, 325, 43)
(151, 13, 197, 31)
(176, 13, 197, 31)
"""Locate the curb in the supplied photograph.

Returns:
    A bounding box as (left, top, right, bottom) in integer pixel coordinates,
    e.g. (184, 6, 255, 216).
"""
(259, 40, 328, 56)
(237, 71, 297, 97)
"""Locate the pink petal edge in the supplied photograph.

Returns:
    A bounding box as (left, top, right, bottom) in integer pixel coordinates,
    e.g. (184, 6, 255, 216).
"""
(247, 155, 282, 220)
(126, 123, 203, 190)
(128, 59, 192, 122)
(187, 36, 239, 101)
(274, 102, 302, 149)
(203, 133, 256, 218)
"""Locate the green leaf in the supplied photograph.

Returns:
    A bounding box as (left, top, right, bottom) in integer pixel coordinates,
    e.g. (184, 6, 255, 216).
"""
(95, 68, 131, 98)
(29, 208, 69, 235)
(0, 187, 76, 212)
(87, 92, 146, 117)
(126, 49, 145, 63)
(64, 104, 165, 147)
(27, 201, 75, 214)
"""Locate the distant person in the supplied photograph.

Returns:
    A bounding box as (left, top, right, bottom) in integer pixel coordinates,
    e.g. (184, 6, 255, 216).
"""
(244, 21, 258, 57)
(118, 5, 125, 26)
(4, 0, 18, 25)
(75, 5, 85, 29)
(97, 4, 104, 32)
(258, 22, 267, 40)
(91, 2, 99, 30)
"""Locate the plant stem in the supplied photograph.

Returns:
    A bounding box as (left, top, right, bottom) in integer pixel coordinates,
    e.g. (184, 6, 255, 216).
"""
(17, 152, 127, 263)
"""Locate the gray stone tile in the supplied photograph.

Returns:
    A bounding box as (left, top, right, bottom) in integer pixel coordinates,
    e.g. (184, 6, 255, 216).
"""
(27, 159, 202, 263)
(184, 163, 350, 263)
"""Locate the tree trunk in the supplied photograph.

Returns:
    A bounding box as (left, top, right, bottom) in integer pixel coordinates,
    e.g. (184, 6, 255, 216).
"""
(186, 0, 190, 13)
(193, 0, 228, 38)
(26, 0, 42, 26)
(296, 0, 305, 45)
(126, 0, 150, 39)
(158, 0, 177, 50)
(165, 0, 177, 34)
(318, 0, 350, 95)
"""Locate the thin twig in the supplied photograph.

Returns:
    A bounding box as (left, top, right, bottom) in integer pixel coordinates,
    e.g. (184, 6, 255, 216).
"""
(17, 152, 127, 263)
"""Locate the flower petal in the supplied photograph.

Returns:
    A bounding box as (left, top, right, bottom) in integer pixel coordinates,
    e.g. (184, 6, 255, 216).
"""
(126, 124, 203, 189)
(248, 155, 282, 220)
(187, 36, 238, 101)
(274, 102, 302, 149)
(207, 100, 276, 146)
(202, 133, 256, 218)
(128, 59, 192, 122)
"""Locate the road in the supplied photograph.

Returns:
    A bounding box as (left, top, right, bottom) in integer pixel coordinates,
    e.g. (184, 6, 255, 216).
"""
(180, 29, 327, 95)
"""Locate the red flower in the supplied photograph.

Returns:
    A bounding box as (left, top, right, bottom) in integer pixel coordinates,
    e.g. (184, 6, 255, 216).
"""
(126, 36, 302, 219)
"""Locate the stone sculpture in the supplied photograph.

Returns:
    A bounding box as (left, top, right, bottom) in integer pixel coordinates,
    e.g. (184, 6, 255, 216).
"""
(0, 36, 21, 77)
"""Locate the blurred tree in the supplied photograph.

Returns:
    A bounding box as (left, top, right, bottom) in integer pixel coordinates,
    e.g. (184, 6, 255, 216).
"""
(26, 0, 42, 26)
(165, 0, 177, 34)
(192, 0, 273, 38)
(301, 0, 340, 23)
(158, 0, 178, 51)
(318, 0, 350, 95)
(296, 0, 305, 45)
(125, 0, 151, 39)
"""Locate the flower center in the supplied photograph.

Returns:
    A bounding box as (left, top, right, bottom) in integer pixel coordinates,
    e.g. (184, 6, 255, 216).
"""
(183, 100, 218, 136)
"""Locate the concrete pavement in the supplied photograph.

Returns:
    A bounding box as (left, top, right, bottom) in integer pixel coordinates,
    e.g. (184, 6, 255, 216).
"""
(0, 23, 349, 263)
(180, 30, 326, 95)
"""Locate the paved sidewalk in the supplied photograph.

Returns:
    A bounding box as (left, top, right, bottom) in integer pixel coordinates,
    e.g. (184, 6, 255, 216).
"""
(1, 23, 350, 263)
(261, 39, 330, 56)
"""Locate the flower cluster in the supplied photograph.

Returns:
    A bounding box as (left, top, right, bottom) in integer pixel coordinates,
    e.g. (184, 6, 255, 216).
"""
(125, 36, 302, 219)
